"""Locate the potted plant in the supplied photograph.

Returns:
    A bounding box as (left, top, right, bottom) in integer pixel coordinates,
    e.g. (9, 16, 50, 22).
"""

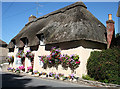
(7, 67, 12, 72)
(19, 65, 25, 73)
(7, 56, 14, 64)
(27, 66, 33, 75)
(15, 68, 20, 73)
(16, 50, 25, 58)
(40, 72, 47, 78)
(26, 50, 34, 59)
(69, 54, 80, 70)
(33, 71, 39, 77)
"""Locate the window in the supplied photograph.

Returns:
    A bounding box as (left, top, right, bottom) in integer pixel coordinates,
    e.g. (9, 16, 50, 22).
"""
(9, 48, 14, 52)
(39, 34, 45, 46)
(21, 37, 28, 47)
(25, 38, 28, 47)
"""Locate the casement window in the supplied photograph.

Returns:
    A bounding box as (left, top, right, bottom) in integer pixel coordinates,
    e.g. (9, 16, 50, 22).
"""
(12, 40, 17, 48)
(25, 38, 28, 47)
(21, 37, 28, 47)
(18, 47, 24, 51)
(39, 34, 45, 46)
(9, 48, 14, 52)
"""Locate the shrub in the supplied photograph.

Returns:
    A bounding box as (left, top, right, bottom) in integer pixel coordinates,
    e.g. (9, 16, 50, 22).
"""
(82, 75, 95, 81)
(87, 47, 120, 84)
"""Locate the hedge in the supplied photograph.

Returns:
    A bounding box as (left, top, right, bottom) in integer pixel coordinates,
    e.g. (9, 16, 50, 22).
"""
(87, 47, 120, 84)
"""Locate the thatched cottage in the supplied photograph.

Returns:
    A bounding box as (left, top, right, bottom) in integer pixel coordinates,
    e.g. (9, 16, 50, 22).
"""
(8, 2, 115, 77)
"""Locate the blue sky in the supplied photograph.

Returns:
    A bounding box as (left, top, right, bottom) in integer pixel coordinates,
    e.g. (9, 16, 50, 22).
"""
(2, 2, 119, 44)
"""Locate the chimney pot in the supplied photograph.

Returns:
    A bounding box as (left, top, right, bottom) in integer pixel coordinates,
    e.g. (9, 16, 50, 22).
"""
(108, 14, 112, 20)
(29, 15, 36, 22)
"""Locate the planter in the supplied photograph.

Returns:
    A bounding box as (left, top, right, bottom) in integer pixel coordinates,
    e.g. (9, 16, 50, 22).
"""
(69, 79, 72, 82)
(16, 71, 20, 74)
(48, 77, 54, 80)
(73, 79, 77, 82)
(59, 77, 64, 81)
(28, 72, 32, 75)
(41, 75, 46, 78)
(8, 70, 12, 72)
(34, 74, 39, 77)
(20, 70, 24, 73)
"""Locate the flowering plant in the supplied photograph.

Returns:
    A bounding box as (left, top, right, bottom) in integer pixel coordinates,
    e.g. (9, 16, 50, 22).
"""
(33, 70, 39, 74)
(39, 47, 80, 70)
(7, 67, 11, 70)
(26, 50, 34, 59)
(61, 54, 70, 68)
(7, 56, 14, 63)
(7, 67, 14, 72)
(40, 56, 48, 64)
(15, 68, 20, 73)
(39, 47, 62, 66)
(69, 54, 80, 70)
(19, 66, 25, 71)
(16, 50, 25, 58)
(68, 74, 74, 79)
(57, 73, 64, 78)
(50, 47, 61, 65)
(49, 72, 56, 77)
(27, 66, 33, 72)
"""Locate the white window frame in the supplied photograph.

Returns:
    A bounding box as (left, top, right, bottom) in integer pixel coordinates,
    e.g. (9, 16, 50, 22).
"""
(40, 34, 45, 46)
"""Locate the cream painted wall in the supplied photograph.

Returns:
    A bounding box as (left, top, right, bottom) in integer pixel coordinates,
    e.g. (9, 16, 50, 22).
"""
(34, 45, 100, 78)
(8, 40, 102, 78)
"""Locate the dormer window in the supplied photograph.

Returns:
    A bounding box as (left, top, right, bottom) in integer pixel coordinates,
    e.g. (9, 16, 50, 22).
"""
(11, 39, 16, 48)
(25, 38, 28, 47)
(39, 33, 45, 46)
(21, 37, 28, 47)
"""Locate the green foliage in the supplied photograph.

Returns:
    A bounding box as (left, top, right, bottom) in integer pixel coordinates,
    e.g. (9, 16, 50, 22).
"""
(82, 75, 95, 81)
(87, 47, 120, 84)
(39, 47, 80, 70)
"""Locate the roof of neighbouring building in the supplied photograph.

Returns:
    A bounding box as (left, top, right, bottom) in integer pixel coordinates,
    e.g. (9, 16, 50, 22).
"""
(8, 1, 107, 48)
(117, 4, 120, 17)
(0, 40, 8, 47)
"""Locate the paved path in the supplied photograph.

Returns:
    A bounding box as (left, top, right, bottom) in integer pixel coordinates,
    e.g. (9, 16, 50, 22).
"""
(1, 72, 106, 89)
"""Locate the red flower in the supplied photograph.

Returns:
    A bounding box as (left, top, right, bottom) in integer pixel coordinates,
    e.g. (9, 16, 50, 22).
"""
(76, 61, 80, 64)
(18, 55, 21, 58)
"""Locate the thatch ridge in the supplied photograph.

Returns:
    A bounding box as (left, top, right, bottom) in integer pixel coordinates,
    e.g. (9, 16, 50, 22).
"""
(25, 2, 87, 26)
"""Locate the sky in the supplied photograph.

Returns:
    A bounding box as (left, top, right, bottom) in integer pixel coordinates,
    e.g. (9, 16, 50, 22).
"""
(1, 1, 119, 44)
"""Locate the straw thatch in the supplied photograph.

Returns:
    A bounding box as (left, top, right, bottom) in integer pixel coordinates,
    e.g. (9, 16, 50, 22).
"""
(8, 2, 107, 48)
(117, 4, 120, 17)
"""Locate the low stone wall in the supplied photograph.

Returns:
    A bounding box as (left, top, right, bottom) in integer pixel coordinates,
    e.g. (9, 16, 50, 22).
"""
(77, 79, 120, 88)
(1, 63, 9, 72)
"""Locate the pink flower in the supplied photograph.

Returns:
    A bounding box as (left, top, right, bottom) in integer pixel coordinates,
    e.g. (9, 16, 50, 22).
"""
(76, 61, 80, 64)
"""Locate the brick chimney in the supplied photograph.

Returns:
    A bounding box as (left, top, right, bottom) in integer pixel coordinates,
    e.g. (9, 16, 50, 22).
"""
(106, 14, 115, 48)
(29, 15, 36, 22)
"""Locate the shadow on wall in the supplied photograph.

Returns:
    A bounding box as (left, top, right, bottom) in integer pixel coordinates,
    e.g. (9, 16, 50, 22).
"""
(2, 73, 52, 89)
(45, 40, 107, 51)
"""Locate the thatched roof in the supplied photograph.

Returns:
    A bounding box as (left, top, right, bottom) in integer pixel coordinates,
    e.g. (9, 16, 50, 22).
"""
(8, 2, 107, 48)
(0, 40, 7, 47)
(117, 4, 120, 17)
(8, 25, 29, 48)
